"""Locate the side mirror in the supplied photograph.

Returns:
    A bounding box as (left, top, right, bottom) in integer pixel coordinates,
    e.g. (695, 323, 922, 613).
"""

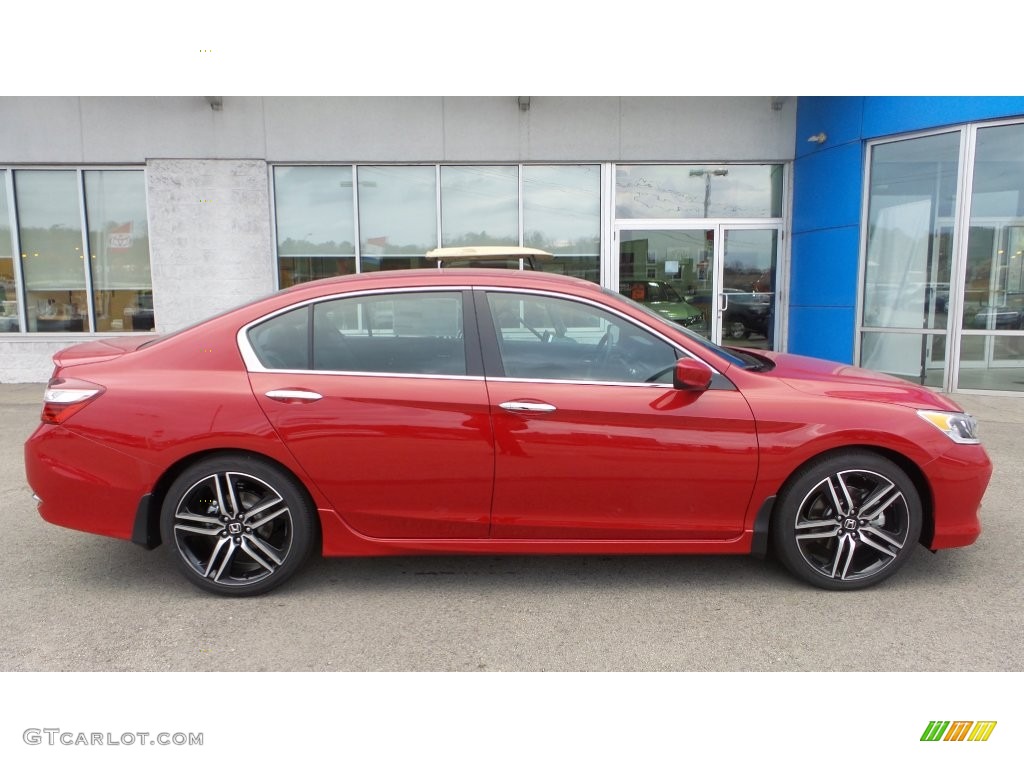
(673, 358, 712, 391)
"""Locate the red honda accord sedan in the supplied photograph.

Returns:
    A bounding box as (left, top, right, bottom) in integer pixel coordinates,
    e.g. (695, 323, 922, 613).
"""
(25, 269, 992, 596)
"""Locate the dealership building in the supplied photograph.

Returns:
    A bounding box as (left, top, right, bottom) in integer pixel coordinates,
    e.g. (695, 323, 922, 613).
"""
(2, 96, 1023, 393)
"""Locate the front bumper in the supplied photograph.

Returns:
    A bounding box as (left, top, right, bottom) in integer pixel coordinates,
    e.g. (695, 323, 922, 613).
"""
(925, 443, 992, 549)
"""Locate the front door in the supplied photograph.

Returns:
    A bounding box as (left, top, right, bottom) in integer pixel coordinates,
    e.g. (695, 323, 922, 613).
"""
(479, 289, 759, 540)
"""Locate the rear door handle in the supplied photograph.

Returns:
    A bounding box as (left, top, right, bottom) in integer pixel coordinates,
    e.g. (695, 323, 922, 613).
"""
(265, 389, 323, 403)
(499, 401, 557, 413)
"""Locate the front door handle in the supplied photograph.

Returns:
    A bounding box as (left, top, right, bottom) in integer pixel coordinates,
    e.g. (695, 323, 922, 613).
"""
(265, 389, 323, 403)
(499, 400, 557, 413)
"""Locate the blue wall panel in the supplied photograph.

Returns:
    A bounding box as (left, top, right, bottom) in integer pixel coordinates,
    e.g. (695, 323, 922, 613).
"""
(787, 306, 856, 364)
(861, 97, 1024, 139)
(794, 96, 864, 158)
(791, 142, 863, 233)
(789, 227, 861, 308)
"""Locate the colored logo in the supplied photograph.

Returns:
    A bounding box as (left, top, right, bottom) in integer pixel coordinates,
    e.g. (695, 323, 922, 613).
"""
(921, 721, 997, 742)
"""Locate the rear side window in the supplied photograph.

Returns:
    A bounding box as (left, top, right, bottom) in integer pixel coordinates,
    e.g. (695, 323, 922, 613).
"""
(247, 307, 310, 369)
(313, 291, 467, 375)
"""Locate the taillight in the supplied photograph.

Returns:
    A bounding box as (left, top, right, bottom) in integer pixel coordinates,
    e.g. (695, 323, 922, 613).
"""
(41, 378, 105, 425)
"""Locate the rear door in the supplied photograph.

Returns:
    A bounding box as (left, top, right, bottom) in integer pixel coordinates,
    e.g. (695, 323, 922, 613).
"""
(245, 289, 494, 539)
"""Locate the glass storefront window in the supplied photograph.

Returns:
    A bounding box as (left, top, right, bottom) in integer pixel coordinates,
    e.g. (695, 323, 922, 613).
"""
(274, 166, 356, 288)
(358, 166, 437, 272)
(84, 171, 154, 332)
(615, 164, 783, 219)
(440, 166, 518, 247)
(523, 165, 600, 283)
(0, 171, 20, 331)
(861, 332, 947, 388)
(862, 132, 959, 334)
(15, 170, 89, 332)
(960, 124, 1024, 331)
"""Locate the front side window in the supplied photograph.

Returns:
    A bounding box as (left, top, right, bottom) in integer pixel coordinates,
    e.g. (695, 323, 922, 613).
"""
(487, 292, 677, 383)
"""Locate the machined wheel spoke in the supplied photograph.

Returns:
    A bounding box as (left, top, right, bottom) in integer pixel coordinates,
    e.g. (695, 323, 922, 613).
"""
(213, 539, 239, 582)
(240, 539, 276, 573)
(857, 484, 902, 522)
(176, 511, 222, 526)
(824, 476, 846, 515)
(224, 473, 244, 520)
(203, 537, 230, 579)
(830, 534, 857, 580)
(858, 529, 900, 558)
(174, 523, 224, 537)
(831, 473, 856, 513)
(243, 501, 288, 528)
(860, 525, 905, 551)
(213, 473, 234, 518)
(245, 533, 284, 566)
(796, 519, 840, 541)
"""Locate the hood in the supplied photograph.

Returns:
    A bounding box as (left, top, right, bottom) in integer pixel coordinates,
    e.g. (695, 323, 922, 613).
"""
(52, 337, 150, 368)
(756, 351, 964, 411)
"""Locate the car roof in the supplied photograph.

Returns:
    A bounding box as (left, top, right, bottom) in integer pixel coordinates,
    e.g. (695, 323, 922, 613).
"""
(276, 267, 602, 298)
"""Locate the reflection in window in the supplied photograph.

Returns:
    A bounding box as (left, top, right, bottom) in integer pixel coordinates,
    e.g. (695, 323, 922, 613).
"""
(358, 166, 437, 272)
(860, 133, 959, 381)
(85, 171, 154, 332)
(15, 170, 89, 332)
(961, 124, 1024, 331)
(0, 172, 20, 331)
(861, 332, 946, 387)
(313, 292, 466, 375)
(957, 334, 1024, 391)
(615, 165, 783, 219)
(274, 166, 356, 288)
(523, 165, 600, 283)
(441, 166, 517, 246)
(487, 292, 676, 383)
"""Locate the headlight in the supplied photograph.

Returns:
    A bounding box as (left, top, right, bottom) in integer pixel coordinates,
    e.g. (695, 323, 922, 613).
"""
(917, 410, 980, 444)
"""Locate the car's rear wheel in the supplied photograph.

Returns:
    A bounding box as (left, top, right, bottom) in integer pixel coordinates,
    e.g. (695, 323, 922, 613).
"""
(772, 451, 922, 590)
(159, 454, 316, 596)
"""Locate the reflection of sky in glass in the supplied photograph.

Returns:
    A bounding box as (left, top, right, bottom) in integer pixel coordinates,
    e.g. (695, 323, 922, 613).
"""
(616, 165, 782, 218)
(973, 124, 1024, 218)
(359, 166, 437, 252)
(0, 171, 11, 258)
(441, 166, 518, 246)
(523, 165, 600, 253)
(275, 166, 354, 254)
(15, 170, 80, 229)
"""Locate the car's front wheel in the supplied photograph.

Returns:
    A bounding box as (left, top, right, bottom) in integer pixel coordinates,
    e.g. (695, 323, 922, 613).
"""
(159, 454, 317, 596)
(771, 451, 922, 590)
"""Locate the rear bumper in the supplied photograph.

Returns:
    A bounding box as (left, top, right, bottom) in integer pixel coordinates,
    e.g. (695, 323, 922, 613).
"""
(925, 444, 993, 549)
(25, 424, 156, 542)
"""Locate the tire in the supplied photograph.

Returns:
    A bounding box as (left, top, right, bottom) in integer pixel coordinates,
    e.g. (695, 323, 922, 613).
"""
(727, 320, 750, 340)
(771, 451, 922, 590)
(159, 454, 317, 596)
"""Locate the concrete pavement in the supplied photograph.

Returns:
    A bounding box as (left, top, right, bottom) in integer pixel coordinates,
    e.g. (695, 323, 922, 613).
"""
(1, 383, 1021, 671)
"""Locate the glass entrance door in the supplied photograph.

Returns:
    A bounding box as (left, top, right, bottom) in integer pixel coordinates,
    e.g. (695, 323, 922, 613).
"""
(618, 225, 779, 348)
(619, 228, 715, 339)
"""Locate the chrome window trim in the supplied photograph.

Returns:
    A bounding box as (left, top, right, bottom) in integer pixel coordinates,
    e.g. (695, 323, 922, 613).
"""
(236, 281, 725, 384)
(237, 285, 473, 375)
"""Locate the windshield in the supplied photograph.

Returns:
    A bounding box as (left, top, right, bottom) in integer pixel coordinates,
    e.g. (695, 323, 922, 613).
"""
(604, 288, 748, 369)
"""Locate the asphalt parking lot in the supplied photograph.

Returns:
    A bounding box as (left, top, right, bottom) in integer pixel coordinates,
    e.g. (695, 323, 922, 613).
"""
(1, 383, 1021, 672)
